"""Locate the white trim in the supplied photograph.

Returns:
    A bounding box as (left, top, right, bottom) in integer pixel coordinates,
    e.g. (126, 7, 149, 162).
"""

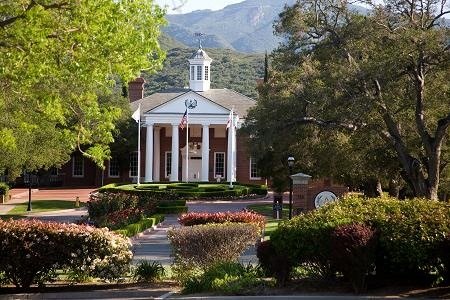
(249, 157, 261, 180)
(165, 151, 172, 179)
(72, 155, 84, 178)
(108, 157, 120, 178)
(214, 152, 225, 179)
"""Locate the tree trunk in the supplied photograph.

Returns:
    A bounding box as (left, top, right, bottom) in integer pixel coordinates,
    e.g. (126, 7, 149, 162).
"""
(364, 179, 382, 197)
(388, 178, 400, 198)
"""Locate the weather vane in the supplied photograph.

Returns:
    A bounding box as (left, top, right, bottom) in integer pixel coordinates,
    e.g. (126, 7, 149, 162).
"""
(194, 32, 205, 49)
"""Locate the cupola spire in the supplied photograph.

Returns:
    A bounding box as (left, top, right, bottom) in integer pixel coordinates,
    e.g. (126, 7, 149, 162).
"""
(188, 35, 212, 92)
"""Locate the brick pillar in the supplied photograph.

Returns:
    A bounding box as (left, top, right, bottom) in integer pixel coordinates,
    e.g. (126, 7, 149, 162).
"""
(128, 77, 145, 102)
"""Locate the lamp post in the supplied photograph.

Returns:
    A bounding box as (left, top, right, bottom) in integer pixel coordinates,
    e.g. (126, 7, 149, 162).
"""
(287, 156, 295, 219)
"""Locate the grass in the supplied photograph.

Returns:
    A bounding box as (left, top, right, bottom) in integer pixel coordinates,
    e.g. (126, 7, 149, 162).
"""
(247, 203, 289, 239)
(7, 200, 83, 215)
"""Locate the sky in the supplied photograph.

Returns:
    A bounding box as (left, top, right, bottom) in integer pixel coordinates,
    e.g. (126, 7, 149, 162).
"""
(154, 0, 245, 14)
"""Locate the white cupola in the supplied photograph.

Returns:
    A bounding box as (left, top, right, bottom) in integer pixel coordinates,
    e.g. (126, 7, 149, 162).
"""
(188, 46, 212, 92)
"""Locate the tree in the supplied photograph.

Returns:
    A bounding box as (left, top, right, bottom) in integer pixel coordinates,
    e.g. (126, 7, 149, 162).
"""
(245, 0, 449, 199)
(0, 0, 166, 178)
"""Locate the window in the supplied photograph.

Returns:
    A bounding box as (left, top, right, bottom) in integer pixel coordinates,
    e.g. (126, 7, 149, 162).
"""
(190, 66, 195, 80)
(72, 155, 84, 178)
(214, 152, 225, 178)
(205, 66, 209, 80)
(129, 152, 138, 177)
(250, 157, 261, 180)
(109, 156, 120, 178)
(165, 151, 172, 178)
(196, 65, 202, 80)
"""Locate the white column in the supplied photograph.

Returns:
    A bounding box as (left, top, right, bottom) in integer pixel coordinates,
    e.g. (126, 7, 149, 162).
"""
(144, 124, 153, 182)
(227, 125, 232, 182)
(201, 124, 210, 181)
(154, 127, 161, 182)
(170, 124, 179, 182)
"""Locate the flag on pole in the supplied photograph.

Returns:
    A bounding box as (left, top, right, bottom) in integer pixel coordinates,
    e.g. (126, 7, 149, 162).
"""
(226, 110, 233, 129)
(131, 105, 140, 123)
(179, 109, 188, 129)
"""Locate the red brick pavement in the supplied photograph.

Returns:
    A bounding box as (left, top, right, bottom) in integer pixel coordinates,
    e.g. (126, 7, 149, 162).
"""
(9, 187, 96, 203)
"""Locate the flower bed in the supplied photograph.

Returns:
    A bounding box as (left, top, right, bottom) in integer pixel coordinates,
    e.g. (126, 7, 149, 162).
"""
(0, 219, 132, 288)
(178, 210, 266, 230)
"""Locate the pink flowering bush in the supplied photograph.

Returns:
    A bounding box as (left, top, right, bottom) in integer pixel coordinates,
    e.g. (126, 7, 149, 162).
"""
(0, 219, 132, 289)
(178, 210, 266, 230)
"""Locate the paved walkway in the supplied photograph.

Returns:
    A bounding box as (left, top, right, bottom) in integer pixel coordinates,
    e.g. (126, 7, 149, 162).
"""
(132, 198, 270, 265)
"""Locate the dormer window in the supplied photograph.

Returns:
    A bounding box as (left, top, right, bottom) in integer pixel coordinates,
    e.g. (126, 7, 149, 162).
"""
(196, 66, 202, 80)
(205, 66, 209, 80)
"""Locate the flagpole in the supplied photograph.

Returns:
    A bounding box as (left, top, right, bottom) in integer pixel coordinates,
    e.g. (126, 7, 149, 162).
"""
(229, 108, 233, 188)
(137, 103, 141, 186)
(186, 108, 189, 183)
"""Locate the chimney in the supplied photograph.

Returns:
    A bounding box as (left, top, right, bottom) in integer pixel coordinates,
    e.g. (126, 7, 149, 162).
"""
(128, 77, 145, 102)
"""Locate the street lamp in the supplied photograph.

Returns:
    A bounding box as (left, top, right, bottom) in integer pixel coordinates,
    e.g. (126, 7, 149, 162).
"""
(287, 156, 295, 219)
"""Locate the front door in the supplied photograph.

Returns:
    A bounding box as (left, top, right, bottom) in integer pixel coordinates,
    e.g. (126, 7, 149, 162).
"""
(181, 142, 203, 182)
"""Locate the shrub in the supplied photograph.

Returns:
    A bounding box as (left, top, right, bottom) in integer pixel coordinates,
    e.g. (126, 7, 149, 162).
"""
(256, 240, 292, 286)
(104, 207, 143, 229)
(182, 262, 264, 294)
(330, 223, 377, 293)
(168, 222, 260, 270)
(0, 183, 9, 195)
(0, 219, 132, 288)
(87, 192, 139, 224)
(133, 261, 165, 283)
(271, 196, 450, 283)
(114, 214, 164, 237)
(156, 206, 188, 214)
(178, 210, 266, 231)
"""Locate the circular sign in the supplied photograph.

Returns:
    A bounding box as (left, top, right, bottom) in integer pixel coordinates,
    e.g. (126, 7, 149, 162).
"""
(314, 191, 337, 208)
(185, 99, 197, 109)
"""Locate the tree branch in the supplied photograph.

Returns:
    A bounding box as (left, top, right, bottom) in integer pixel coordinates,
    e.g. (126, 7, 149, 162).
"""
(287, 116, 360, 131)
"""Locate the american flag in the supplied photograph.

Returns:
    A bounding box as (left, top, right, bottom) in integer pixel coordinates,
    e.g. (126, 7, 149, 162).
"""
(179, 109, 187, 129)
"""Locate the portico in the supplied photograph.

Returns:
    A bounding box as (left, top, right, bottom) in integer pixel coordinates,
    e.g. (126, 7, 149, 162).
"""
(142, 91, 237, 182)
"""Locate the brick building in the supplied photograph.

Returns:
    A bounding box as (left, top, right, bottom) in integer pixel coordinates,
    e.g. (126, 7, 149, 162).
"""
(50, 47, 264, 187)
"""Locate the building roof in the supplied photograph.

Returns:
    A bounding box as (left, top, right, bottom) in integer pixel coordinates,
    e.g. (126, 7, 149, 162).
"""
(189, 48, 212, 60)
(130, 88, 256, 119)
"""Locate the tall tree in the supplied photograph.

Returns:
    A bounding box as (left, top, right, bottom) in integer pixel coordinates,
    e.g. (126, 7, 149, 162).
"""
(245, 0, 449, 199)
(0, 0, 166, 178)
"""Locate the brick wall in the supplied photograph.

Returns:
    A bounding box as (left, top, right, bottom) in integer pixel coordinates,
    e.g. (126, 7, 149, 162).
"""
(292, 179, 348, 215)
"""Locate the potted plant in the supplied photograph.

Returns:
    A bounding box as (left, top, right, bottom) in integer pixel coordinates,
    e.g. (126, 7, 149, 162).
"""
(0, 182, 9, 204)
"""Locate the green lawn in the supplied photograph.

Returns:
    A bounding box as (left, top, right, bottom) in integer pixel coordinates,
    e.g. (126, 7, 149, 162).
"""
(248, 203, 289, 239)
(7, 200, 83, 215)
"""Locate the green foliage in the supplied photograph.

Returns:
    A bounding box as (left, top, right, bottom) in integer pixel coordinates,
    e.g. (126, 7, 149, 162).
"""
(182, 262, 265, 295)
(0, 183, 9, 195)
(245, 0, 450, 198)
(105, 182, 267, 200)
(155, 206, 188, 214)
(133, 260, 165, 283)
(143, 48, 264, 98)
(0, 219, 132, 288)
(114, 214, 164, 237)
(0, 0, 166, 177)
(168, 223, 260, 271)
(271, 196, 450, 283)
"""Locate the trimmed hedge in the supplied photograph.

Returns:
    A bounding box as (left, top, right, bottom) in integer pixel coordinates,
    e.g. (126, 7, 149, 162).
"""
(100, 182, 268, 200)
(156, 206, 188, 214)
(168, 222, 260, 270)
(157, 200, 187, 207)
(114, 214, 164, 237)
(0, 219, 132, 288)
(270, 196, 450, 284)
(178, 211, 266, 231)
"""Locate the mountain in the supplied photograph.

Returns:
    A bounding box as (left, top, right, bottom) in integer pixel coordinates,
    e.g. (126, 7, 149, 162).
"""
(163, 0, 296, 53)
(142, 47, 264, 98)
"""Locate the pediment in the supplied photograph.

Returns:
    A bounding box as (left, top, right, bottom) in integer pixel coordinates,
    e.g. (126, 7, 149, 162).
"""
(146, 91, 230, 115)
